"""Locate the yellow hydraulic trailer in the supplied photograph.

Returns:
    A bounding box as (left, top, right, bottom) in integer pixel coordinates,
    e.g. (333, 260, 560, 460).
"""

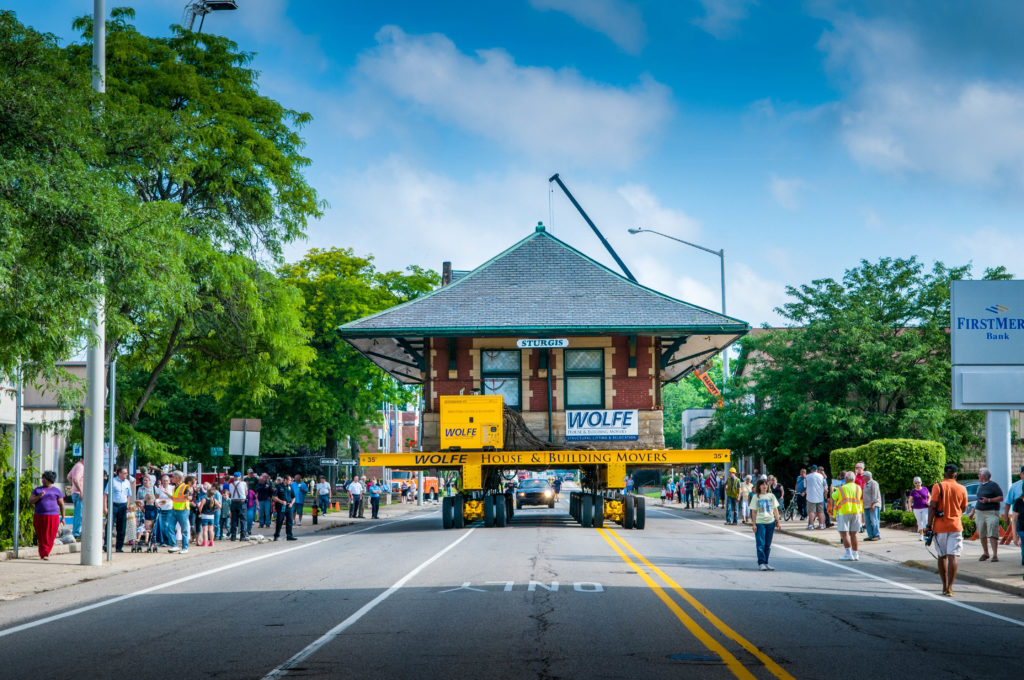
(360, 448, 730, 530)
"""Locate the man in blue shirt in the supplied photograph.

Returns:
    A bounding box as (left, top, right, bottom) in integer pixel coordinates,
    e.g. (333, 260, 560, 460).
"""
(104, 466, 134, 552)
(1002, 464, 1024, 565)
(291, 474, 309, 526)
(368, 478, 384, 519)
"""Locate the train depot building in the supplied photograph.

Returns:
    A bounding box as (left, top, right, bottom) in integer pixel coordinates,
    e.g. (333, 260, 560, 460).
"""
(338, 223, 750, 529)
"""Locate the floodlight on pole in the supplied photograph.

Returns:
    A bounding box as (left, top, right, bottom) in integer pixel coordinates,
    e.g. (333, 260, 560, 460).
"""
(183, 0, 238, 32)
(628, 227, 730, 384)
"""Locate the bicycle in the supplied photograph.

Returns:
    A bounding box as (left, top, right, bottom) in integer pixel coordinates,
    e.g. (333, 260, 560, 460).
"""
(782, 488, 800, 521)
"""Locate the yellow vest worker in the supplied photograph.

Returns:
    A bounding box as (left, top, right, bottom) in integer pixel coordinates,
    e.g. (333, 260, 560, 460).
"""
(833, 482, 863, 516)
(172, 483, 191, 511)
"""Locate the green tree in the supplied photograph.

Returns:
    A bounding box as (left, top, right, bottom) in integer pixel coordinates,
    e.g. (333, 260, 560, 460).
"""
(662, 357, 721, 448)
(699, 257, 1010, 478)
(240, 249, 438, 458)
(58, 9, 323, 461)
(0, 12, 123, 380)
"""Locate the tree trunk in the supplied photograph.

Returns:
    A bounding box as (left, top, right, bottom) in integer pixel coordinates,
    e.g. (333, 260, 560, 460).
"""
(128, 317, 183, 426)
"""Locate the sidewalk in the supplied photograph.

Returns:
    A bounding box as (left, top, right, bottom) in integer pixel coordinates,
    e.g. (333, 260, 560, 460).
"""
(654, 499, 1024, 597)
(0, 499, 438, 602)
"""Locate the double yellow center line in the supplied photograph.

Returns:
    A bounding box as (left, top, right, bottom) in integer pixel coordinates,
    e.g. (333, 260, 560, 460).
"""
(596, 527, 794, 680)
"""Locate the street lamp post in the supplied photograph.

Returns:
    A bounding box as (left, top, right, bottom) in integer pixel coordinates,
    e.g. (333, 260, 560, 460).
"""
(627, 227, 730, 383)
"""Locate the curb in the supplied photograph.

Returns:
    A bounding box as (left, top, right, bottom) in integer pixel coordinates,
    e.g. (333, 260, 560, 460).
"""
(902, 559, 1024, 598)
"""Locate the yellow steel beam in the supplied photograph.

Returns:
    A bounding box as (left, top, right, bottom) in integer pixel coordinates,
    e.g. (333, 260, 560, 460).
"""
(359, 449, 729, 469)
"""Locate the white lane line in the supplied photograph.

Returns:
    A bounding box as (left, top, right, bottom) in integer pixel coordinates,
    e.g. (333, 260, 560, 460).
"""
(650, 509, 1024, 628)
(0, 513, 432, 639)
(263, 528, 476, 679)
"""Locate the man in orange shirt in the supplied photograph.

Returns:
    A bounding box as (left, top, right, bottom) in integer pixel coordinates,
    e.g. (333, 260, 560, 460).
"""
(927, 463, 969, 597)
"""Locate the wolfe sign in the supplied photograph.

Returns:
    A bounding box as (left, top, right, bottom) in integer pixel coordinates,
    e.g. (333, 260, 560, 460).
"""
(565, 409, 638, 441)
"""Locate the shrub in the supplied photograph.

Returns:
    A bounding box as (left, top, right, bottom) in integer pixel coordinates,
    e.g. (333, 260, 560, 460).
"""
(859, 439, 945, 496)
(901, 511, 918, 528)
(0, 434, 37, 551)
(829, 447, 861, 477)
(880, 509, 903, 524)
(961, 515, 976, 539)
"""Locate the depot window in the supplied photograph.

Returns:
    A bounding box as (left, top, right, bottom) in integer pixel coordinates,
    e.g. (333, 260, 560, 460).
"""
(564, 349, 603, 409)
(481, 349, 521, 409)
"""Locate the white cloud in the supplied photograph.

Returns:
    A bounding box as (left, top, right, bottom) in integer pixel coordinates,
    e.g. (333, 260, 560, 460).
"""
(529, 0, 647, 54)
(353, 26, 672, 167)
(692, 0, 757, 39)
(957, 227, 1024, 276)
(290, 158, 787, 325)
(768, 173, 806, 211)
(821, 16, 1024, 186)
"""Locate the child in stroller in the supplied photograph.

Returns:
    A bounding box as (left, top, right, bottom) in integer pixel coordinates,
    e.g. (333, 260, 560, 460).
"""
(133, 494, 158, 553)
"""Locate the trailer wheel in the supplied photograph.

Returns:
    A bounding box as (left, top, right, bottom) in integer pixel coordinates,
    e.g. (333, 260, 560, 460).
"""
(442, 496, 454, 529)
(592, 494, 604, 528)
(581, 494, 593, 527)
(453, 495, 465, 529)
(495, 495, 507, 527)
(483, 495, 495, 527)
(635, 495, 646, 530)
(623, 494, 635, 529)
(505, 493, 514, 521)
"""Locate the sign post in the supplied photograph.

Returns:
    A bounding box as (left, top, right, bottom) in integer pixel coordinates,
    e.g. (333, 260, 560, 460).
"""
(951, 280, 1024, 496)
(229, 419, 261, 472)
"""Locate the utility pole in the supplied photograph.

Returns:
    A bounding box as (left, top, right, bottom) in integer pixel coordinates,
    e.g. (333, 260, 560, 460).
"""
(82, 0, 106, 567)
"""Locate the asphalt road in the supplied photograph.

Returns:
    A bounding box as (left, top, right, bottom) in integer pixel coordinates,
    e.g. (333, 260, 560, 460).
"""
(1, 499, 1022, 679)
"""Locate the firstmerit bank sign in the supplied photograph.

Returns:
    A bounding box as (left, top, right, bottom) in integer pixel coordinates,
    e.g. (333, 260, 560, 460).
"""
(951, 280, 1024, 411)
(951, 280, 1024, 365)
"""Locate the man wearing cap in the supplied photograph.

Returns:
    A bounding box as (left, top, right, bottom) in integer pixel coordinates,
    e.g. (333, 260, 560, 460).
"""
(725, 467, 741, 525)
(928, 463, 969, 596)
(804, 465, 826, 530)
(1002, 464, 1024, 566)
(228, 472, 249, 541)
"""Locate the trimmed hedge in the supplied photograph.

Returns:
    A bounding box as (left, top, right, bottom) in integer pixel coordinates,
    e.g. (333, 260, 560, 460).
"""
(829, 447, 861, 478)
(858, 439, 945, 496)
(880, 509, 903, 524)
(829, 438, 946, 496)
(960, 515, 975, 539)
(901, 511, 917, 528)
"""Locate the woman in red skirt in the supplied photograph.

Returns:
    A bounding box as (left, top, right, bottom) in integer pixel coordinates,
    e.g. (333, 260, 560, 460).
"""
(29, 470, 65, 560)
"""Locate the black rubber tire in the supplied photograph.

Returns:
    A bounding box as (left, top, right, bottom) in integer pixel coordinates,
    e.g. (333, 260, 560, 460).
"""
(581, 494, 593, 527)
(442, 496, 454, 529)
(495, 495, 507, 527)
(592, 495, 604, 528)
(635, 495, 646, 530)
(783, 506, 794, 522)
(548, 500, 555, 509)
(453, 495, 465, 529)
(505, 493, 514, 521)
(484, 495, 495, 527)
(623, 494, 635, 529)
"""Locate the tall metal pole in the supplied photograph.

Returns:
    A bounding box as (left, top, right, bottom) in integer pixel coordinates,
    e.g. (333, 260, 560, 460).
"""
(12, 363, 23, 559)
(719, 250, 729, 385)
(82, 0, 106, 567)
(105, 357, 116, 562)
(240, 420, 247, 477)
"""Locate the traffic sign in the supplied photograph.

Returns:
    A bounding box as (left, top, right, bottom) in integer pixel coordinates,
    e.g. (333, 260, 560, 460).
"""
(338, 460, 357, 466)
(320, 458, 339, 466)
(210, 446, 224, 457)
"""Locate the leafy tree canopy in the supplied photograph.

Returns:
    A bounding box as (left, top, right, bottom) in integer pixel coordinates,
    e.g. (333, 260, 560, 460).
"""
(696, 257, 1012, 478)
(225, 248, 438, 458)
(662, 357, 722, 448)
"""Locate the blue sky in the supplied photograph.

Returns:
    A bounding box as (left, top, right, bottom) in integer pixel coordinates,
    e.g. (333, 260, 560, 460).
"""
(10, 1, 1024, 325)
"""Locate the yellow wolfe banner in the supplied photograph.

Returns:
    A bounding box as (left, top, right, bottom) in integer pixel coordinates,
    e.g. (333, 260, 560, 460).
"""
(359, 449, 730, 468)
(439, 395, 504, 450)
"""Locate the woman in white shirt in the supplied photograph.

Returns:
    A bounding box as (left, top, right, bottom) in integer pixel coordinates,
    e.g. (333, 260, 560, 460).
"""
(751, 477, 782, 571)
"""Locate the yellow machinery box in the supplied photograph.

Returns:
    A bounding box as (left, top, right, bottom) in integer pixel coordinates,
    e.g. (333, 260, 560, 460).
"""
(440, 395, 504, 450)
